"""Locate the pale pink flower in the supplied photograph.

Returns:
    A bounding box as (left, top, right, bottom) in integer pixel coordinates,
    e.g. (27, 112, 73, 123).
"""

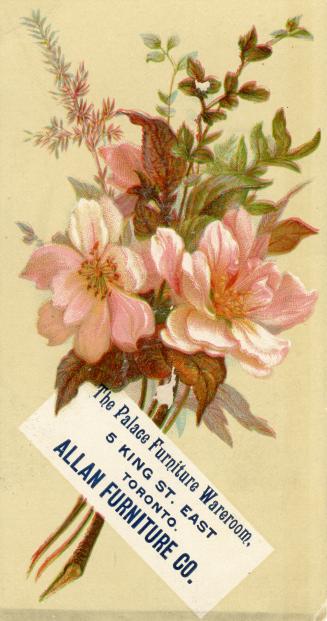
(152, 208, 317, 377)
(99, 143, 145, 216)
(21, 198, 155, 363)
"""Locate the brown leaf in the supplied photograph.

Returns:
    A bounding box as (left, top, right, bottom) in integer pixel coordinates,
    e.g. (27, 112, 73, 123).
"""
(217, 384, 276, 437)
(133, 200, 164, 237)
(166, 350, 226, 425)
(118, 109, 187, 196)
(55, 349, 140, 413)
(134, 337, 172, 380)
(268, 217, 318, 254)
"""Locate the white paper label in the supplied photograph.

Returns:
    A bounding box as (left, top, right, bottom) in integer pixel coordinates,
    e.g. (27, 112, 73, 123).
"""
(20, 383, 273, 618)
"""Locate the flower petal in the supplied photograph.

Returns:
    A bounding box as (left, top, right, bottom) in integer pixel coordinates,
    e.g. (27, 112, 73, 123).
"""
(223, 208, 254, 263)
(251, 272, 318, 333)
(186, 310, 236, 353)
(103, 246, 147, 292)
(68, 199, 110, 256)
(20, 244, 81, 289)
(181, 251, 213, 314)
(74, 299, 111, 363)
(51, 270, 84, 308)
(109, 289, 155, 351)
(160, 305, 200, 354)
(151, 227, 184, 294)
(63, 289, 95, 325)
(132, 239, 163, 293)
(100, 195, 123, 244)
(231, 319, 290, 368)
(99, 143, 144, 189)
(199, 220, 239, 281)
(37, 301, 75, 345)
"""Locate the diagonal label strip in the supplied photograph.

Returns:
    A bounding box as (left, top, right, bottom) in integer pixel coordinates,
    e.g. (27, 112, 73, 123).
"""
(20, 383, 273, 618)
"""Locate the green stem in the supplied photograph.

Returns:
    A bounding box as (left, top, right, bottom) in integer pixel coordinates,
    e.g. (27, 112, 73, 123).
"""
(163, 385, 190, 433)
(138, 377, 148, 410)
(178, 162, 193, 220)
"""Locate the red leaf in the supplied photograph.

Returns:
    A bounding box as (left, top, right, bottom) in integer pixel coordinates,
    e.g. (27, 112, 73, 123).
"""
(117, 110, 187, 196)
(268, 217, 318, 254)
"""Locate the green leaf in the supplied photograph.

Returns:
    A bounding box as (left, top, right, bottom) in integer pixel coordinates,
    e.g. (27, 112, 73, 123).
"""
(271, 29, 288, 40)
(244, 45, 272, 62)
(167, 34, 180, 51)
(187, 57, 205, 81)
(192, 147, 214, 163)
(179, 215, 214, 251)
(286, 15, 301, 31)
(156, 104, 175, 118)
(177, 123, 194, 153)
(245, 200, 277, 215)
(200, 130, 223, 146)
(272, 108, 291, 154)
(289, 28, 313, 40)
(239, 26, 257, 54)
(178, 77, 196, 96)
(250, 123, 270, 160)
(260, 158, 300, 172)
(231, 136, 247, 172)
(67, 177, 102, 200)
(238, 81, 270, 102)
(206, 78, 221, 94)
(288, 130, 321, 160)
(158, 90, 170, 105)
(146, 50, 165, 63)
(141, 33, 161, 49)
(224, 72, 238, 93)
(176, 51, 197, 71)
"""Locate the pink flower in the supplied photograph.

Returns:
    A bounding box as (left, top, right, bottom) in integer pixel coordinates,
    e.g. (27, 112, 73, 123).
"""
(152, 208, 317, 377)
(99, 143, 145, 216)
(21, 198, 155, 363)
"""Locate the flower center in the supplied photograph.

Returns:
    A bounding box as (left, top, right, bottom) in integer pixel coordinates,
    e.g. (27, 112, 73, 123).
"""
(78, 244, 119, 299)
(212, 276, 247, 320)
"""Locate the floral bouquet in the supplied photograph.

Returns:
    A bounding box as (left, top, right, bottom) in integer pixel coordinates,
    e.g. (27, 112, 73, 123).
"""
(19, 11, 319, 601)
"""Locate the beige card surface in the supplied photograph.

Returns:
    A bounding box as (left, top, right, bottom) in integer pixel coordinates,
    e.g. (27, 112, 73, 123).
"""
(1, 1, 327, 620)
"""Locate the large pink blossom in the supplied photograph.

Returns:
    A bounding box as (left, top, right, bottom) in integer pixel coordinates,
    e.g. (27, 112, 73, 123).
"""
(152, 208, 317, 377)
(99, 143, 145, 216)
(21, 198, 155, 363)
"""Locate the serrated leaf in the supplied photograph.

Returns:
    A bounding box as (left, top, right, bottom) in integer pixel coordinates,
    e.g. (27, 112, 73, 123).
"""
(250, 123, 270, 160)
(55, 349, 140, 414)
(288, 130, 321, 160)
(272, 108, 291, 155)
(200, 130, 223, 146)
(118, 109, 187, 195)
(166, 350, 226, 425)
(268, 217, 318, 254)
(67, 177, 102, 200)
(179, 214, 214, 251)
(245, 200, 277, 215)
(141, 33, 161, 49)
(231, 136, 247, 172)
(146, 50, 165, 63)
(192, 146, 214, 163)
(167, 34, 180, 51)
(134, 337, 172, 379)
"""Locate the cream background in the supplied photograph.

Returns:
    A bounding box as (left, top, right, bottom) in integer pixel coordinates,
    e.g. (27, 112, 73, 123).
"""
(0, 0, 326, 618)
